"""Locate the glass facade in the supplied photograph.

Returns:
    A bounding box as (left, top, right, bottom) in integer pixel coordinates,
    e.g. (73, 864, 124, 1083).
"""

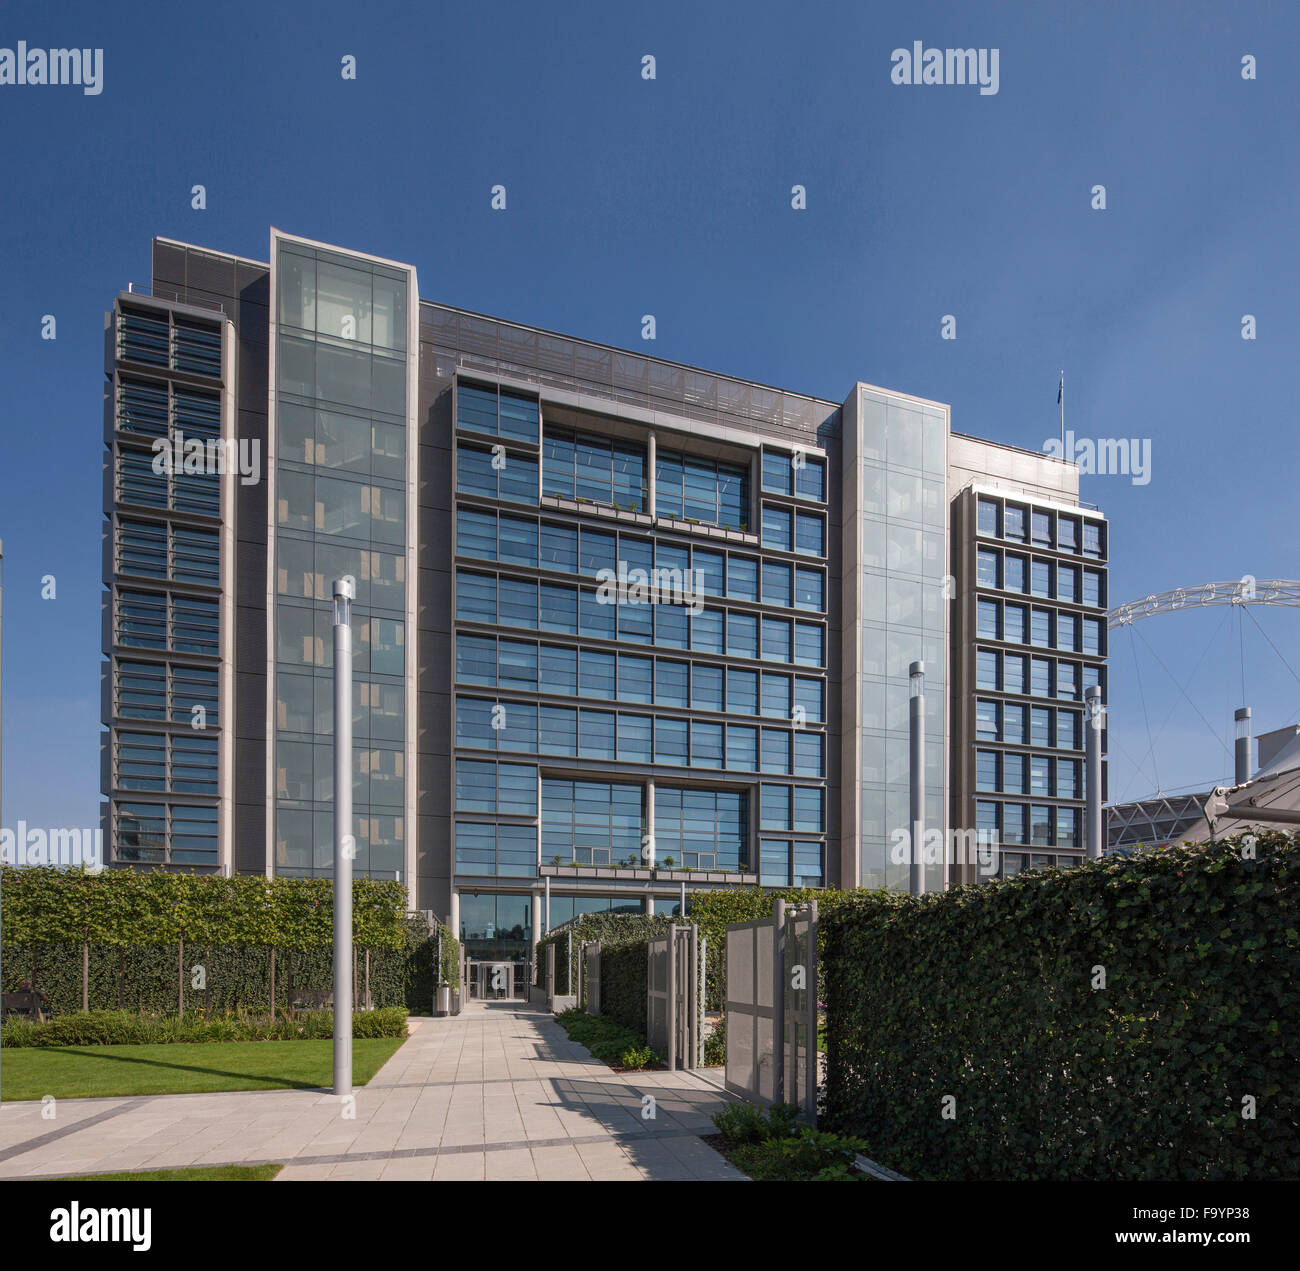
(971, 492, 1107, 876)
(853, 389, 948, 890)
(271, 238, 412, 880)
(452, 380, 831, 906)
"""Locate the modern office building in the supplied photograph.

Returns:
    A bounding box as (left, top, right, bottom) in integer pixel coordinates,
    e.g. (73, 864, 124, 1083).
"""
(101, 229, 1109, 971)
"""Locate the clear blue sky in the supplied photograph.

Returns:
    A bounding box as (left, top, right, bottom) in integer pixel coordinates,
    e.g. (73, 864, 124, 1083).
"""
(1, 0, 1297, 831)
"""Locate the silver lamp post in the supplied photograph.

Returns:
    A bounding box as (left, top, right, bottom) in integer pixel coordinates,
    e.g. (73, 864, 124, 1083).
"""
(332, 577, 355, 1097)
(909, 661, 925, 896)
(1085, 685, 1104, 859)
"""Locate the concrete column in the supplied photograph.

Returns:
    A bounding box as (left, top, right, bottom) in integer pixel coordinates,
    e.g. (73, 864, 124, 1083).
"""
(909, 661, 925, 896)
(449, 890, 460, 941)
(1235, 707, 1252, 785)
(1086, 685, 1104, 859)
(530, 892, 541, 960)
(646, 431, 656, 518)
(544, 874, 551, 934)
(645, 777, 656, 867)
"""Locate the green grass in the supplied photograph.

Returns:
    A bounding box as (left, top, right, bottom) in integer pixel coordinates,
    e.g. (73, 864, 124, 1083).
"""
(47, 1164, 283, 1182)
(0, 1036, 405, 1101)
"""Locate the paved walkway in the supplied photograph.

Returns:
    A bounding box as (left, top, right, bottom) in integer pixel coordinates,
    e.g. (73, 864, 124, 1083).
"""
(0, 1002, 746, 1181)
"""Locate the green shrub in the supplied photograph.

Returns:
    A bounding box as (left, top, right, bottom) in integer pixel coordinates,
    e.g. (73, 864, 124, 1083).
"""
(821, 834, 1300, 1182)
(712, 1101, 869, 1180)
(703, 1016, 726, 1066)
(1, 1006, 408, 1048)
(554, 1007, 661, 1071)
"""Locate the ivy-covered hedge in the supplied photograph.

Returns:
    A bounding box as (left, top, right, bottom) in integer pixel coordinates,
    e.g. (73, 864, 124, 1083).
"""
(821, 834, 1300, 1181)
(1, 867, 447, 1015)
(534, 911, 673, 999)
(687, 887, 840, 1011)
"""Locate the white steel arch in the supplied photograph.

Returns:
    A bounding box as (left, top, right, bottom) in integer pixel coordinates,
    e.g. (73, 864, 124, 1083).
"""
(1107, 579, 1300, 630)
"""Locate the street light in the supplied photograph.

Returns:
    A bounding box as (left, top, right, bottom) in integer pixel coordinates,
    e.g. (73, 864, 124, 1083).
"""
(332, 576, 355, 1097)
(909, 660, 925, 896)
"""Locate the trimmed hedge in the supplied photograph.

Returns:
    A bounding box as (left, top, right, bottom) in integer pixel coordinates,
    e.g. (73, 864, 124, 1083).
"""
(821, 833, 1300, 1181)
(534, 911, 673, 999)
(1, 867, 450, 1016)
(1, 1006, 409, 1048)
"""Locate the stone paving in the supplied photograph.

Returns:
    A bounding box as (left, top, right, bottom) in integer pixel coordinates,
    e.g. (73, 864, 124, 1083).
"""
(0, 1001, 746, 1181)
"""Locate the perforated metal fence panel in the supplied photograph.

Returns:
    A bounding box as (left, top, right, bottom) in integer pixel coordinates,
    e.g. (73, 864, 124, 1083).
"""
(584, 942, 601, 1015)
(725, 918, 776, 1105)
(725, 903, 817, 1119)
(783, 904, 818, 1122)
(647, 933, 672, 1060)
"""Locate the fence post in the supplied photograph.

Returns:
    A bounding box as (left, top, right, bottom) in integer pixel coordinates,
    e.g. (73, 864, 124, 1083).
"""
(772, 899, 786, 1105)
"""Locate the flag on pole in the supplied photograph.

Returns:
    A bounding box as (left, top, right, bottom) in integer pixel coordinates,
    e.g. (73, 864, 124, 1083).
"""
(1057, 372, 1063, 405)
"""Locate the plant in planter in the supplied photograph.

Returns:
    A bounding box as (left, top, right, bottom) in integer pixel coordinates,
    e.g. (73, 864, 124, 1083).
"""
(552, 855, 564, 867)
(661, 855, 675, 869)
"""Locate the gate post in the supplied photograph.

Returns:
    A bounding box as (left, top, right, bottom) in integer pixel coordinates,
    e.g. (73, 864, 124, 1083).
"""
(772, 899, 786, 1106)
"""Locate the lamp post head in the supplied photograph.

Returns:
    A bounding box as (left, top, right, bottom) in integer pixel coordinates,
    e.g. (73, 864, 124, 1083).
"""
(909, 660, 924, 697)
(332, 576, 355, 626)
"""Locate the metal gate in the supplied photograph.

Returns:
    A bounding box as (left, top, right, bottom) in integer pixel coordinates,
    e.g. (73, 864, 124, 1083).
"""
(647, 923, 699, 1071)
(725, 900, 817, 1120)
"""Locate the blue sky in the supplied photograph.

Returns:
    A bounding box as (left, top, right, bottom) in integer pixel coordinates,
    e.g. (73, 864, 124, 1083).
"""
(1, 0, 1297, 830)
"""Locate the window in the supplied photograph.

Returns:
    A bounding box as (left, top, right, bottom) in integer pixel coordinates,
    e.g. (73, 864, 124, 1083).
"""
(691, 720, 724, 766)
(654, 716, 688, 765)
(795, 456, 826, 501)
(794, 511, 825, 557)
(692, 664, 724, 712)
(977, 548, 1000, 588)
(579, 589, 615, 639)
(1003, 653, 1026, 695)
(727, 668, 758, 716)
(793, 623, 824, 667)
(1056, 710, 1079, 750)
(762, 672, 790, 718)
(655, 603, 689, 650)
(1031, 559, 1052, 598)
(1082, 618, 1103, 656)
(762, 561, 792, 607)
(540, 521, 578, 572)
(1002, 804, 1026, 845)
(976, 650, 1000, 691)
(761, 505, 792, 551)
(617, 713, 652, 763)
(539, 644, 577, 695)
(1083, 569, 1102, 608)
(1004, 603, 1027, 644)
(793, 786, 823, 832)
(1057, 516, 1079, 553)
(1031, 608, 1052, 648)
(976, 699, 1000, 741)
(456, 633, 496, 686)
(499, 577, 537, 628)
(457, 443, 538, 505)
(117, 660, 167, 720)
(1003, 752, 1025, 795)
(657, 450, 747, 527)
(1082, 521, 1104, 559)
(579, 708, 615, 760)
(977, 498, 999, 536)
(761, 840, 792, 886)
(1003, 504, 1027, 542)
(1057, 565, 1078, 603)
(977, 750, 999, 792)
(498, 515, 538, 567)
(762, 617, 792, 663)
(656, 788, 748, 870)
(539, 582, 578, 634)
(694, 548, 725, 596)
(457, 508, 497, 560)
(692, 607, 724, 653)
(618, 653, 653, 703)
(761, 728, 791, 774)
(117, 518, 168, 579)
(1031, 510, 1053, 547)
(762, 451, 792, 495)
(1031, 657, 1053, 697)
(1031, 707, 1051, 747)
(726, 724, 757, 771)
(792, 841, 823, 886)
(761, 784, 791, 830)
(727, 612, 758, 659)
(978, 599, 1000, 640)
(1057, 612, 1078, 652)
(794, 676, 823, 723)
(655, 659, 688, 708)
(1030, 756, 1051, 798)
(543, 778, 643, 866)
(456, 383, 540, 444)
(544, 428, 645, 510)
(1003, 703, 1025, 744)
(580, 649, 616, 700)
(1004, 554, 1026, 593)
(793, 731, 823, 777)
(498, 640, 537, 691)
(794, 566, 824, 612)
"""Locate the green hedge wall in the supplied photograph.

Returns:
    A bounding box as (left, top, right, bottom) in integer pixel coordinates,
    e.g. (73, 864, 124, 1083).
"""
(686, 887, 839, 1011)
(599, 940, 651, 1033)
(1, 867, 447, 1016)
(534, 912, 673, 999)
(821, 834, 1300, 1181)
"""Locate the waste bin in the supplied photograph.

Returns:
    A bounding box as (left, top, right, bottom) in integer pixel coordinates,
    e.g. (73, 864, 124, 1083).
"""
(435, 984, 451, 1016)
(450, 988, 461, 1016)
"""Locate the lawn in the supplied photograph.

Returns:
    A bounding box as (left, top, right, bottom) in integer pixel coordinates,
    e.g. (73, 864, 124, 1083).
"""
(0, 1036, 405, 1101)
(48, 1165, 283, 1182)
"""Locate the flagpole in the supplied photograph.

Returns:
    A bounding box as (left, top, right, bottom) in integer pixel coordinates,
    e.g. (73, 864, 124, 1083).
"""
(1059, 370, 1064, 451)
